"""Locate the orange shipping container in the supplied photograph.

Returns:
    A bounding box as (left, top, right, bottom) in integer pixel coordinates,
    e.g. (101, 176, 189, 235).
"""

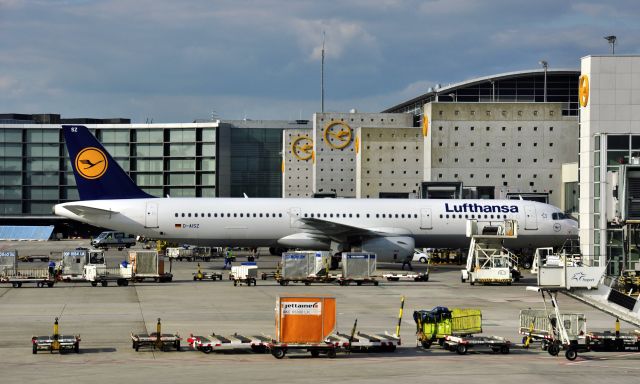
(276, 296, 336, 343)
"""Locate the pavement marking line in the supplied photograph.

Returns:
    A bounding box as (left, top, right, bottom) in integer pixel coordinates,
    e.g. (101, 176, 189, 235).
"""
(132, 282, 155, 360)
(0, 288, 12, 299)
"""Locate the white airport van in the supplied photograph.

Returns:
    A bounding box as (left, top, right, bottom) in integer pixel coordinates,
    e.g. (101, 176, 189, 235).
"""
(91, 231, 136, 250)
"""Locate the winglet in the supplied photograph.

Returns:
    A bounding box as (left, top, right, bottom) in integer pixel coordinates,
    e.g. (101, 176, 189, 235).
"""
(62, 125, 153, 200)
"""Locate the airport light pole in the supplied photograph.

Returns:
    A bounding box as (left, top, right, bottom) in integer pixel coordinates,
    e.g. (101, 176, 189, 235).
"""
(539, 60, 548, 102)
(605, 35, 617, 54)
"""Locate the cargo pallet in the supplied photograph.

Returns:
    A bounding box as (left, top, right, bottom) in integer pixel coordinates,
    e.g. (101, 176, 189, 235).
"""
(329, 332, 400, 352)
(131, 318, 181, 352)
(336, 277, 379, 286)
(277, 276, 337, 286)
(383, 272, 429, 282)
(187, 333, 270, 353)
(444, 335, 511, 355)
(32, 318, 80, 354)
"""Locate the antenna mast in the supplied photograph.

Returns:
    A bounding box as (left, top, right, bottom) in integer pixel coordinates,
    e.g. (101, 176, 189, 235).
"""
(321, 31, 325, 113)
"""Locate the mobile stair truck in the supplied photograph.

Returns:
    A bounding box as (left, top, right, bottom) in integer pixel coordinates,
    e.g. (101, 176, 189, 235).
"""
(0, 250, 55, 288)
(269, 296, 340, 359)
(414, 307, 482, 349)
(528, 247, 640, 360)
(461, 219, 521, 285)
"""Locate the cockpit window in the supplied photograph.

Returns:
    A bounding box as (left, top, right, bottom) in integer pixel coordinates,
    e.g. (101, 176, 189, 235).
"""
(552, 212, 575, 220)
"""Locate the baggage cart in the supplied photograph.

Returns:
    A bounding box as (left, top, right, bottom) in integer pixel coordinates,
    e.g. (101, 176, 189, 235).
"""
(32, 318, 80, 354)
(519, 309, 586, 349)
(192, 246, 213, 262)
(84, 264, 132, 287)
(415, 307, 482, 348)
(338, 252, 378, 286)
(129, 250, 173, 282)
(230, 263, 258, 286)
(131, 318, 181, 352)
(383, 271, 429, 282)
(587, 330, 640, 352)
(166, 247, 194, 262)
(187, 333, 271, 353)
(444, 335, 511, 355)
(192, 263, 223, 281)
(270, 296, 338, 358)
(0, 268, 55, 288)
(18, 255, 51, 262)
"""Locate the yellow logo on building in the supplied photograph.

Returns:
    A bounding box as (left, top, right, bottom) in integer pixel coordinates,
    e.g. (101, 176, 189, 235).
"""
(75, 147, 108, 179)
(422, 114, 429, 137)
(292, 136, 313, 161)
(323, 121, 352, 149)
(579, 75, 589, 107)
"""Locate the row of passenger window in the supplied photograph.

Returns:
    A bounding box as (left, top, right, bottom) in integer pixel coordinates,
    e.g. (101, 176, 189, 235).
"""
(174, 212, 421, 219)
(440, 214, 509, 220)
(175, 212, 284, 218)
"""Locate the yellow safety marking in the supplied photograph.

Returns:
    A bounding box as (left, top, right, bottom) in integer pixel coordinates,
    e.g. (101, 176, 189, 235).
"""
(579, 75, 589, 107)
(422, 115, 429, 137)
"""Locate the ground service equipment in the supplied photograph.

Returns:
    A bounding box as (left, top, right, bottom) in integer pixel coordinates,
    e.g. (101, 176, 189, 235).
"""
(519, 309, 586, 349)
(192, 263, 223, 281)
(383, 271, 429, 282)
(339, 252, 378, 286)
(131, 318, 181, 352)
(269, 296, 338, 359)
(129, 250, 173, 282)
(462, 220, 520, 285)
(32, 317, 80, 354)
(414, 307, 482, 348)
(444, 335, 511, 355)
(187, 333, 271, 353)
(230, 263, 258, 286)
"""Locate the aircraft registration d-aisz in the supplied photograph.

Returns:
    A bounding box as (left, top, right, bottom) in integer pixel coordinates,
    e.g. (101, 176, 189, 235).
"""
(54, 125, 578, 266)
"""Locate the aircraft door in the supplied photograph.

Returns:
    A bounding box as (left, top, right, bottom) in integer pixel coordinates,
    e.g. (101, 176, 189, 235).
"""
(420, 208, 432, 229)
(145, 202, 159, 228)
(290, 207, 302, 228)
(524, 205, 538, 230)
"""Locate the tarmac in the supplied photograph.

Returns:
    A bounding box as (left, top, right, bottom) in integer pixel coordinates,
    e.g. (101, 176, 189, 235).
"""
(1, 240, 639, 383)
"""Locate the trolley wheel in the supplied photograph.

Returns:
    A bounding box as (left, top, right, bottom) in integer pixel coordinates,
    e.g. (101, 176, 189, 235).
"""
(202, 346, 212, 354)
(421, 341, 432, 349)
(37, 282, 42, 288)
(101, 281, 108, 287)
(47, 282, 54, 288)
(470, 281, 475, 286)
(233, 280, 238, 286)
(272, 348, 286, 359)
(423, 275, 429, 282)
(193, 276, 197, 281)
(32, 343, 37, 354)
(541, 340, 548, 351)
(122, 279, 129, 286)
(500, 345, 509, 354)
(547, 344, 560, 356)
(74, 342, 80, 353)
(310, 350, 320, 358)
(387, 345, 397, 352)
(12, 282, 19, 288)
(134, 341, 139, 352)
(356, 281, 362, 286)
(456, 344, 468, 355)
(326, 348, 337, 358)
(305, 282, 311, 286)
(374, 281, 379, 286)
(565, 349, 578, 361)
(91, 282, 98, 287)
(175, 341, 180, 351)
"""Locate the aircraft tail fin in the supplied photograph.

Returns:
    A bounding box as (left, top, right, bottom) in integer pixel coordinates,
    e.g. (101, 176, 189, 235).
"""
(62, 125, 153, 200)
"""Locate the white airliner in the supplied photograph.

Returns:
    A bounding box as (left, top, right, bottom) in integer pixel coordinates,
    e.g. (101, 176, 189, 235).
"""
(54, 125, 578, 266)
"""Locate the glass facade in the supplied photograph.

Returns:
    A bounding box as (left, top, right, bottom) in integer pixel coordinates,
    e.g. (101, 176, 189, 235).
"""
(0, 123, 217, 217)
(229, 128, 283, 197)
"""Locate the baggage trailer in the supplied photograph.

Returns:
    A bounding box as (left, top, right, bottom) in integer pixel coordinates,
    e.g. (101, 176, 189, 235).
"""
(166, 247, 194, 262)
(587, 330, 640, 352)
(18, 255, 50, 263)
(270, 296, 338, 359)
(230, 263, 258, 286)
(277, 251, 334, 286)
(337, 252, 378, 286)
(444, 335, 511, 355)
(383, 271, 429, 282)
(129, 250, 173, 282)
(192, 263, 223, 281)
(32, 318, 80, 354)
(0, 268, 55, 288)
(414, 307, 482, 348)
(131, 318, 181, 352)
(187, 333, 271, 353)
(519, 309, 586, 349)
(60, 249, 105, 282)
(330, 331, 400, 352)
(84, 265, 132, 287)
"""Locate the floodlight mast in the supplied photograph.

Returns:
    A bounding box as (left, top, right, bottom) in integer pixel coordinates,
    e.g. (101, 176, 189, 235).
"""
(605, 35, 617, 54)
(539, 60, 548, 102)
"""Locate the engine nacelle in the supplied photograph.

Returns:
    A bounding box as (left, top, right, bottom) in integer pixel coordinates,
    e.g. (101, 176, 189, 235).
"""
(361, 236, 415, 262)
(277, 233, 331, 250)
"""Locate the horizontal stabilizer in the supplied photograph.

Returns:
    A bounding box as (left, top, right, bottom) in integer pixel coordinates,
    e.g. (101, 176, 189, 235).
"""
(61, 204, 118, 217)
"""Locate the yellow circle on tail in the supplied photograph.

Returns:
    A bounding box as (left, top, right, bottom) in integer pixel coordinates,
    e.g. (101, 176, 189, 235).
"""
(75, 147, 108, 179)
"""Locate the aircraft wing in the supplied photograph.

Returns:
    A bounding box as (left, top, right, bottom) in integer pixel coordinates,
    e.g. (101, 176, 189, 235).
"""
(60, 204, 118, 217)
(297, 217, 411, 240)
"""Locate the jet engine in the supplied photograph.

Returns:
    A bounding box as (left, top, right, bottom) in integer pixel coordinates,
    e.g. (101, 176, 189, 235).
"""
(361, 236, 415, 262)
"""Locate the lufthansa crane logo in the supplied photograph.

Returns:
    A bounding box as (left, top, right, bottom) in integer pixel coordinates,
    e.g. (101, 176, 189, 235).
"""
(579, 75, 589, 107)
(292, 136, 313, 161)
(323, 121, 352, 149)
(75, 147, 108, 179)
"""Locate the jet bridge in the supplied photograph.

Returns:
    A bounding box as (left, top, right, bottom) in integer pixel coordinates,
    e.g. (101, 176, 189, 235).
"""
(461, 220, 520, 285)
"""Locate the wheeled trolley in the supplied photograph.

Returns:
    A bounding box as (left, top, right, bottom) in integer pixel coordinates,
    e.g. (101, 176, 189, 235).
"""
(336, 277, 379, 286)
(32, 318, 80, 354)
(383, 272, 429, 282)
(330, 332, 400, 352)
(444, 335, 511, 355)
(231, 263, 258, 286)
(268, 341, 340, 359)
(193, 263, 223, 281)
(1, 268, 55, 288)
(187, 333, 270, 353)
(131, 318, 181, 352)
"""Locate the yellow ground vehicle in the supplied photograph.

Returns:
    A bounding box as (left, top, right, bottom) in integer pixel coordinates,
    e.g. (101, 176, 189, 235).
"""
(414, 307, 482, 348)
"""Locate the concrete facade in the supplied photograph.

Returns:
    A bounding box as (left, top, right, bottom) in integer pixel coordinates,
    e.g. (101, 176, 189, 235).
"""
(355, 127, 423, 198)
(283, 128, 314, 197)
(425, 102, 579, 206)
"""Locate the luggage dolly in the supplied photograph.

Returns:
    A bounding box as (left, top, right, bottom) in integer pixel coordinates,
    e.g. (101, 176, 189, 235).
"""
(32, 317, 80, 354)
(382, 272, 429, 282)
(187, 333, 271, 353)
(131, 318, 181, 352)
(444, 335, 511, 355)
(336, 278, 379, 286)
(192, 263, 223, 281)
(268, 341, 340, 359)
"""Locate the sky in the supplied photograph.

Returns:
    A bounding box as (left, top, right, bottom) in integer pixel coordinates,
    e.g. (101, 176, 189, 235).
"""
(1, 0, 640, 123)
